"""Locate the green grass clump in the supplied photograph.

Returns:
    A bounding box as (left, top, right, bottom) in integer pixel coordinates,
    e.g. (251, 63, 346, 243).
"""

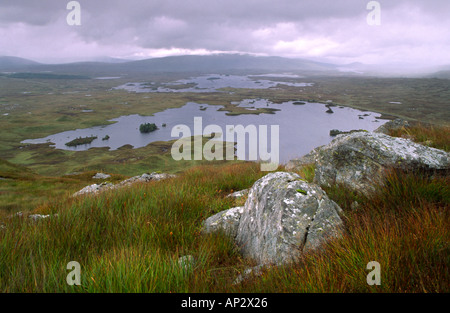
(0, 162, 265, 292)
(238, 169, 449, 293)
(1, 160, 448, 293)
(65, 136, 98, 147)
(388, 123, 450, 152)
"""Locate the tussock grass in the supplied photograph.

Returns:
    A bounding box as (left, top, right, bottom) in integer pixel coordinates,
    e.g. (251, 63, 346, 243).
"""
(0, 162, 264, 292)
(235, 169, 449, 293)
(388, 123, 450, 152)
(0, 124, 448, 293)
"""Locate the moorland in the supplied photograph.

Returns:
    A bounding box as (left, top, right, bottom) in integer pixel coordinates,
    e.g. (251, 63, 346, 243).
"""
(0, 54, 448, 292)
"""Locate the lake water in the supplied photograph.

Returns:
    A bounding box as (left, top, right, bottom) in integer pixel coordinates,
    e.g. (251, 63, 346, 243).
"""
(113, 74, 313, 93)
(22, 99, 386, 164)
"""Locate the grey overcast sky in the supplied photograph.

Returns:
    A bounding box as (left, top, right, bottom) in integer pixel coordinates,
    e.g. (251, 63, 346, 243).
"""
(0, 0, 449, 66)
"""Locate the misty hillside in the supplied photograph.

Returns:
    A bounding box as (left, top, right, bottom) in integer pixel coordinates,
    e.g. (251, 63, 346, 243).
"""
(3, 54, 447, 78)
(427, 70, 450, 79)
(0, 56, 41, 71)
(0, 54, 337, 76)
(117, 54, 336, 73)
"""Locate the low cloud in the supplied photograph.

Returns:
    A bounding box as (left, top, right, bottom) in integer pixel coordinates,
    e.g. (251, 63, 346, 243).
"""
(0, 0, 449, 67)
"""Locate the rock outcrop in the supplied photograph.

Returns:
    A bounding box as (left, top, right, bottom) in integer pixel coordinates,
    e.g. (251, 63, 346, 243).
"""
(202, 206, 244, 239)
(92, 173, 111, 179)
(202, 172, 344, 266)
(73, 172, 176, 197)
(313, 131, 449, 194)
(226, 189, 249, 199)
(285, 145, 323, 170)
(374, 118, 410, 134)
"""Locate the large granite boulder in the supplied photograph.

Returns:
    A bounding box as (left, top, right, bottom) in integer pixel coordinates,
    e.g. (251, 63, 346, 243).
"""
(202, 206, 244, 238)
(203, 172, 344, 266)
(285, 145, 323, 170)
(313, 131, 449, 194)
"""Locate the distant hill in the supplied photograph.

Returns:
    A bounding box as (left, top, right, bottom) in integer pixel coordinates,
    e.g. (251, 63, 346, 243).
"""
(0, 54, 338, 76)
(0, 56, 41, 70)
(117, 54, 337, 73)
(2, 55, 449, 78)
(427, 70, 450, 79)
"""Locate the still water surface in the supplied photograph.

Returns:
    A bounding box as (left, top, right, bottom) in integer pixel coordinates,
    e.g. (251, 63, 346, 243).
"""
(22, 99, 386, 163)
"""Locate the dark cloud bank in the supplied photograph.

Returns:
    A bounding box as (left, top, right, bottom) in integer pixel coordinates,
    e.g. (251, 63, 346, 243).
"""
(0, 0, 449, 68)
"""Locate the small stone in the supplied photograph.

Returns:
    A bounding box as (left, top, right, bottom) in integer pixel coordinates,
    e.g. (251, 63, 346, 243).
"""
(92, 173, 111, 179)
(226, 189, 249, 199)
(178, 255, 195, 271)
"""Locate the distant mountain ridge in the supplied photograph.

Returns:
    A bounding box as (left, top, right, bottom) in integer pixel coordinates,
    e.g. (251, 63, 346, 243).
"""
(2, 54, 448, 78)
(0, 56, 41, 70)
(0, 54, 337, 75)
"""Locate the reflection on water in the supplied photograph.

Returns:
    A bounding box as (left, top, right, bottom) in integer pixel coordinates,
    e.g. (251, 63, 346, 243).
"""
(113, 74, 313, 93)
(22, 100, 387, 163)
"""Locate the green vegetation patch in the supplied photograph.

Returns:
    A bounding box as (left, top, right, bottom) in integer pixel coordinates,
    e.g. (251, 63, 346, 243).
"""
(65, 136, 98, 147)
(139, 123, 158, 133)
(7, 73, 90, 80)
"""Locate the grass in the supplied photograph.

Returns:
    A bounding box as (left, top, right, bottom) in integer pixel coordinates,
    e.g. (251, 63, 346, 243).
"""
(0, 74, 449, 293)
(387, 123, 450, 151)
(0, 162, 265, 292)
(1, 74, 449, 178)
(1, 130, 448, 292)
(65, 136, 98, 147)
(0, 161, 448, 292)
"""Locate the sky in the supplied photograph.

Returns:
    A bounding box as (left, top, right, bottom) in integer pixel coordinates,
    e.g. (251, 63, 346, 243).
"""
(0, 0, 449, 67)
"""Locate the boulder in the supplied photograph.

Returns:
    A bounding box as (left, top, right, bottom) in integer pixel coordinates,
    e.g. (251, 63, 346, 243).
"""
(226, 189, 249, 199)
(235, 172, 343, 265)
(285, 145, 323, 170)
(72, 182, 114, 197)
(118, 173, 176, 187)
(203, 172, 344, 266)
(329, 129, 368, 137)
(233, 265, 266, 285)
(178, 255, 195, 271)
(374, 118, 410, 134)
(313, 131, 450, 194)
(73, 172, 176, 197)
(202, 206, 244, 238)
(28, 214, 58, 222)
(92, 173, 111, 179)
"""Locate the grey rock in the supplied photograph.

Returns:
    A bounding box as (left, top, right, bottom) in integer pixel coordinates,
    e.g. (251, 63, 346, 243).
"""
(72, 182, 114, 197)
(234, 172, 343, 265)
(7, 211, 23, 219)
(285, 146, 324, 171)
(73, 172, 176, 197)
(226, 189, 249, 199)
(330, 129, 368, 137)
(350, 201, 360, 210)
(313, 131, 449, 195)
(28, 214, 58, 222)
(178, 255, 195, 271)
(233, 265, 266, 285)
(118, 172, 176, 187)
(285, 145, 324, 171)
(374, 118, 410, 134)
(92, 173, 111, 179)
(202, 206, 244, 238)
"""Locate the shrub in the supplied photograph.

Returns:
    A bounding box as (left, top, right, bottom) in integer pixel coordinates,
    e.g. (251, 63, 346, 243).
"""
(139, 123, 158, 133)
